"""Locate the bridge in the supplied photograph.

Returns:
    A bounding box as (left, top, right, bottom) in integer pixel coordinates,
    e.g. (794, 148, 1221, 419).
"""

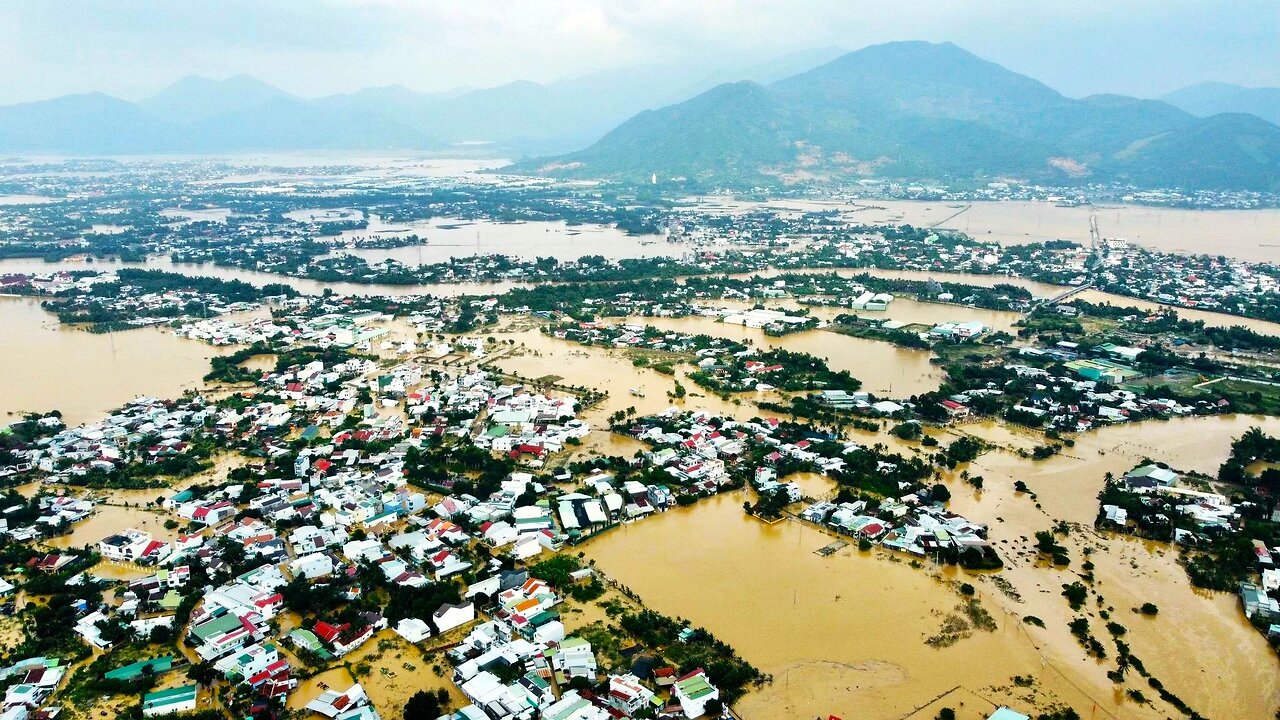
(1021, 214, 1100, 316)
(1045, 282, 1093, 304)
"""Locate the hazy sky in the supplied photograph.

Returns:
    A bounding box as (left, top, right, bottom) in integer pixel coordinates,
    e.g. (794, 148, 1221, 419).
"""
(1, 0, 1277, 104)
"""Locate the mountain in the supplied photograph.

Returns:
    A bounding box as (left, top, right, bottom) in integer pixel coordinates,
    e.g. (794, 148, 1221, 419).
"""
(0, 93, 180, 153)
(139, 74, 294, 123)
(1161, 81, 1280, 127)
(315, 52, 850, 156)
(0, 49, 847, 157)
(184, 98, 436, 152)
(0, 88, 439, 154)
(1107, 112, 1280, 191)
(518, 41, 1280, 191)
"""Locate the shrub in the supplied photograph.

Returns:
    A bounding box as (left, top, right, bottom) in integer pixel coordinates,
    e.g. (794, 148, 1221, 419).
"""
(1062, 582, 1088, 610)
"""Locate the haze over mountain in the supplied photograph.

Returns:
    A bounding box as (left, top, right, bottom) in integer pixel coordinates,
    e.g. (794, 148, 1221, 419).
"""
(1161, 82, 1280, 127)
(0, 48, 846, 157)
(2, 41, 1277, 192)
(138, 74, 296, 124)
(518, 41, 1280, 191)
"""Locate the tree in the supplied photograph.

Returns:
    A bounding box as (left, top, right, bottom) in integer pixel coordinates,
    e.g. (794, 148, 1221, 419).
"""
(891, 422, 922, 441)
(187, 662, 217, 687)
(930, 483, 951, 503)
(403, 690, 445, 720)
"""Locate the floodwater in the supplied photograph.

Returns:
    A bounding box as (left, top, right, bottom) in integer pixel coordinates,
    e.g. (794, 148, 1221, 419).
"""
(0, 256, 521, 299)
(583, 414, 1280, 720)
(861, 200, 1280, 265)
(635, 314, 945, 397)
(0, 296, 232, 425)
(583, 492, 1096, 720)
(1071, 288, 1280, 336)
(160, 207, 233, 224)
(838, 267, 1280, 336)
(45, 503, 179, 551)
(489, 327, 748, 425)
(1, 244, 1277, 337)
(756, 266, 1068, 299)
(937, 414, 1280, 720)
(696, 196, 1280, 264)
(722, 295, 1025, 335)
(0, 194, 60, 206)
(328, 216, 678, 264)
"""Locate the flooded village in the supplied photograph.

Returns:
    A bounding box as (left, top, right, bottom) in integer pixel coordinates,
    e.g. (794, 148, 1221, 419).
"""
(1, 157, 1280, 720)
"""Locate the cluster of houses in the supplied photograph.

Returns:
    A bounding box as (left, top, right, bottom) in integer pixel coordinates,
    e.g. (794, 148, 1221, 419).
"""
(0, 657, 68, 717)
(0, 495, 94, 542)
(1092, 464, 1280, 638)
(0, 333, 613, 719)
(181, 310, 393, 351)
(8, 396, 212, 488)
(801, 498, 990, 556)
(36, 270, 276, 328)
(0, 271, 88, 295)
(440, 572, 722, 720)
(1003, 358, 1218, 431)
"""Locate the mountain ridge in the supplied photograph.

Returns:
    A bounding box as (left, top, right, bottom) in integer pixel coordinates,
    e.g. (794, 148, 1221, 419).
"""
(515, 41, 1280, 191)
(1161, 81, 1280, 127)
(0, 49, 848, 157)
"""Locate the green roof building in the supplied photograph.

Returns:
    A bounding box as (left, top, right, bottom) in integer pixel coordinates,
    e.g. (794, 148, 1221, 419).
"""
(142, 685, 197, 717)
(105, 656, 174, 682)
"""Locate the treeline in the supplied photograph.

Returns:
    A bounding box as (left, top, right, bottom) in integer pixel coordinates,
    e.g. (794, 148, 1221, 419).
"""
(1069, 300, 1280, 353)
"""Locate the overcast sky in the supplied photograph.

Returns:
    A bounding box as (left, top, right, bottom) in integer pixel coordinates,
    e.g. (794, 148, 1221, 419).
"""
(1, 0, 1277, 104)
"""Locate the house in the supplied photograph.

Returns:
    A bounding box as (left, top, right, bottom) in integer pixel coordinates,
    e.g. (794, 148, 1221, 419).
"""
(214, 642, 283, 683)
(142, 685, 198, 717)
(393, 618, 432, 643)
(1102, 505, 1128, 525)
(1242, 582, 1280, 620)
(1125, 464, 1178, 487)
(543, 690, 611, 720)
(104, 657, 175, 682)
(673, 668, 720, 718)
(606, 673, 656, 717)
(433, 602, 476, 634)
(98, 529, 170, 563)
(305, 684, 370, 719)
(550, 636, 597, 683)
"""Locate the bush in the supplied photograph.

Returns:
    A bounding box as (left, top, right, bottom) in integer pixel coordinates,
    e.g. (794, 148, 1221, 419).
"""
(959, 583, 975, 596)
(891, 422, 922, 441)
(1062, 582, 1088, 610)
(1139, 602, 1159, 616)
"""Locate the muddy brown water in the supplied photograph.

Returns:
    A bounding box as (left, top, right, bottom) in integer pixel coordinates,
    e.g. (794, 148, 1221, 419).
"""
(0, 295, 234, 425)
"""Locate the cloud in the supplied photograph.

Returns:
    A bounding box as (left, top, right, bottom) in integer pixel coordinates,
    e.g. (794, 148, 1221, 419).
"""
(0, 0, 1275, 104)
